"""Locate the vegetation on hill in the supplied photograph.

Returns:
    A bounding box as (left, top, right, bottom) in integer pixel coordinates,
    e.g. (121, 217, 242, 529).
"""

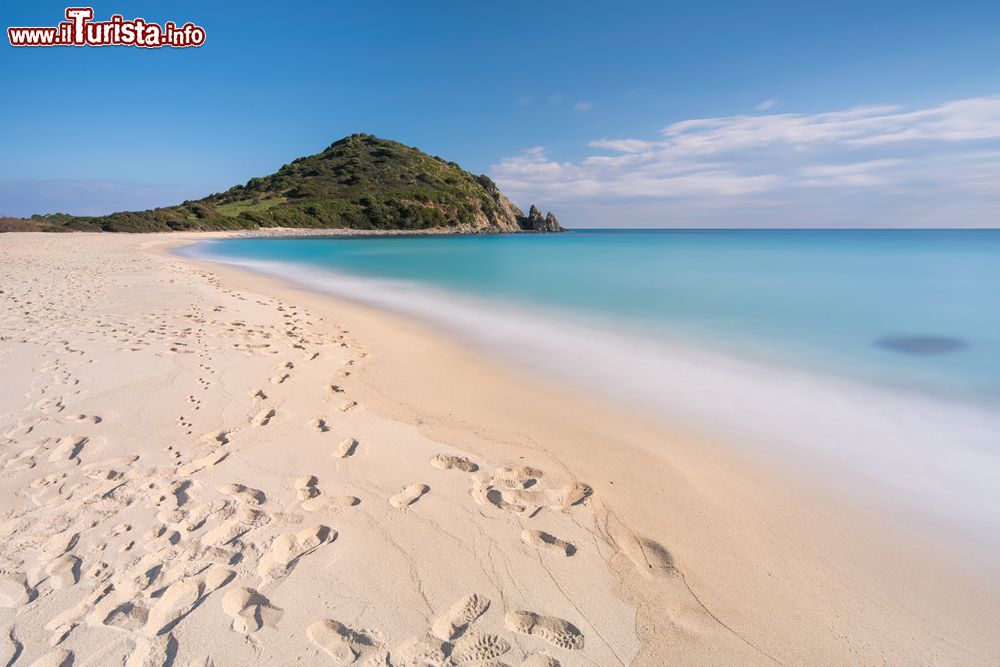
(12, 135, 563, 234)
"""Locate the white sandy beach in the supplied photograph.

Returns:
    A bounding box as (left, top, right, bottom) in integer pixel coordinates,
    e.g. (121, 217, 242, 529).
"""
(1, 232, 998, 666)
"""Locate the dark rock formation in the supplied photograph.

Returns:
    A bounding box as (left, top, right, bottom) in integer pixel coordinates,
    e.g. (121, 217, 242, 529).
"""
(519, 204, 565, 232)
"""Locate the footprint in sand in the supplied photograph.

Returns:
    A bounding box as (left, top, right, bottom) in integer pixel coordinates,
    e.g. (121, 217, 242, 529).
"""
(609, 526, 675, 579)
(222, 586, 281, 635)
(333, 437, 357, 459)
(294, 475, 319, 501)
(176, 448, 228, 476)
(270, 372, 290, 385)
(301, 494, 360, 512)
(251, 389, 267, 400)
(44, 553, 82, 589)
(70, 414, 102, 424)
(328, 384, 345, 394)
(430, 454, 478, 473)
(505, 610, 584, 651)
(339, 401, 357, 413)
(500, 485, 551, 511)
(253, 408, 275, 427)
(111, 522, 132, 536)
(218, 483, 266, 505)
(521, 529, 576, 557)
(306, 619, 384, 663)
(201, 507, 270, 548)
(551, 481, 592, 511)
(295, 475, 358, 511)
(430, 593, 490, 640)
(389, 484, 429, 509)
(391, 634, 449, 665)
(34, 397, 65, 414)
(144, 565, 234, 636)
(143, 525, 181, 552)
(312, 418, 331, 433)
(257, 525, 336, 581)
(0, 572, 34, 608)
(85, 560, 110, 581)
(46, 435, 87, 463)
(451, 632, 512, 664)
(28, 473, 77, 509)
(3, 448, 38, 471)
(207, 430, 230, 446)
(471, 486, 526, 515)
(493, 465, 543, 490)
(177, 499, 229, 533)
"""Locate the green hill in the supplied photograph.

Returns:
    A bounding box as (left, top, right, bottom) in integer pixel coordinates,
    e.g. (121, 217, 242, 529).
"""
(17, 134, 564, 234)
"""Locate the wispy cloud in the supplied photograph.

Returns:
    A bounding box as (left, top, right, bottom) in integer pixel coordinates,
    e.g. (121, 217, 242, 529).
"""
(490, 96, 1000, 226)
(573, 101, 594, 112)
(755, 99, 778, 111)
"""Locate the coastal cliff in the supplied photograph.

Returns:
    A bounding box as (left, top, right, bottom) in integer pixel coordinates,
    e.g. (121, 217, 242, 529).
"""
(13, 134, 565, 234)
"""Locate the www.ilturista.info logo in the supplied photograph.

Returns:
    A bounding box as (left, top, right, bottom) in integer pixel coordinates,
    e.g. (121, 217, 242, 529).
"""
(8, 7, 206, 48)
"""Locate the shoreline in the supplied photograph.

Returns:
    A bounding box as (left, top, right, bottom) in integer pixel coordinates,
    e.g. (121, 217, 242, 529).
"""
(183, 238, 1000, 559)
(163, 233, 1000, 662)
(0, 231, 997, 664)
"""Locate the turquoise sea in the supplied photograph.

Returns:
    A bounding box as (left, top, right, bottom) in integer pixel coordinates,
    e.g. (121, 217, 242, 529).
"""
(184, 230, 1000, 548)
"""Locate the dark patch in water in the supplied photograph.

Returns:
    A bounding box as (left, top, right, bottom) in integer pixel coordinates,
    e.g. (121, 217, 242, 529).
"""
(875, 335, 967, 356)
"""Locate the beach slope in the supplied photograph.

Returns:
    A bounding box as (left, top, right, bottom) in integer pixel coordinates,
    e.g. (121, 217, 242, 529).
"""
(0, 232, 997, 665)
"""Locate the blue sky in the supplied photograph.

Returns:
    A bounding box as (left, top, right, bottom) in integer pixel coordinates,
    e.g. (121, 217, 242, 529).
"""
(2, 1, 999, 226)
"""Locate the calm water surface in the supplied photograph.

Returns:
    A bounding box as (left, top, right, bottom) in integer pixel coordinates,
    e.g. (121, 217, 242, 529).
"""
(185, 230, 1000, 551)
